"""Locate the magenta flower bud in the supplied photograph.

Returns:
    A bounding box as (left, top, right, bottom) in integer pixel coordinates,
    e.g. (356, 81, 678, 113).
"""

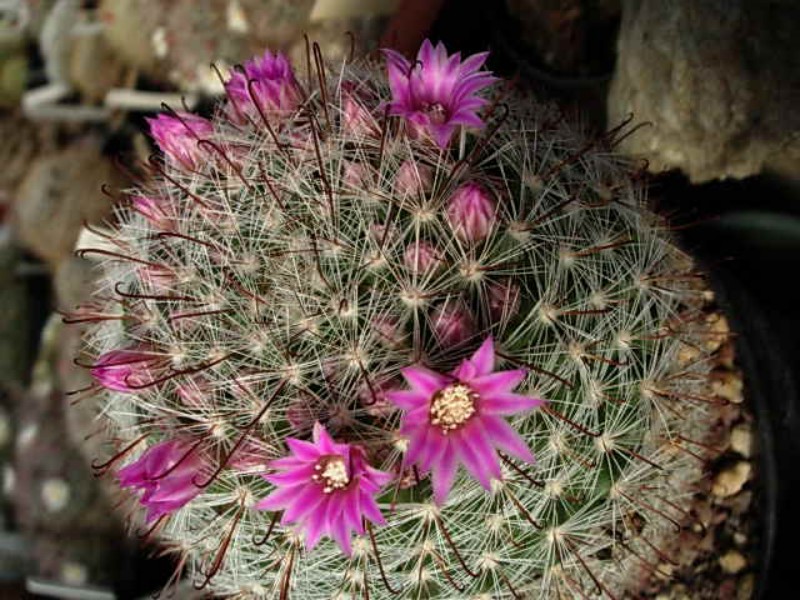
(131, 195, 175, 231)
(341, 83, 379, 136)
(384, 40, 497, 147)
(394, 160, 433, 196)
(371, 314, 405, 348)
(175, 375, 209, 407)
(254, 422, 391, 555)
(225, 50, 302, 124)
(91, 348, 160, 392)
(146, 113, 213, 170)
(387, 337, 544, 504)
(286, 395, 320, 434)
(117, 438, 206, 522)
(487, 279, 521, 322)
(357, 378, 398, 418)
(431, 301, 475, 346)
(404, 240, 443, 273)
(445, 181, 497, 242)
(343, 161, 369, 188)
(228, 439, 269, 473)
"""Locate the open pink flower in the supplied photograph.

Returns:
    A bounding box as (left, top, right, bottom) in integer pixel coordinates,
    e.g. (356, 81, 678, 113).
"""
(225, 50, 302, 123)
(117, 438, 205, 523)
(91, 348, 161, 393)
(255, 423, 391, 555)
(387, 337, 544, 504)
(383, 40, 497, 148)
(146, 113, 213, 170)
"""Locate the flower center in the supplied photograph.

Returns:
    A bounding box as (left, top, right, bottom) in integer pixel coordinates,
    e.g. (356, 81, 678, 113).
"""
(423, 102, 448, 125)
(430, 383, 478, 433)
(313, 455, 350, 494)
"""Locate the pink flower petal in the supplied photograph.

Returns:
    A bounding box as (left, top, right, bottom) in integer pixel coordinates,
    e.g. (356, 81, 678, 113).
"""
(265, 464, 316, 486)
(341, 488, 364, 534)
(470, 369, 527, 396)
(360, 493, 386, 526)
(312, 422, 338, 453)
(254, 484, 302, 511)
(303, 511, 326, 550)
(331, 516, 352, 555)
(281, 485, 325, 523)
(285, 438, 321, 462)
(431, 446, 458, 505)
(403, 426, 431, 466)
(401, 366, 450, 396)
(482, 415, 535, 463)
(455, 423, 502, 489)
(481, 392, 545, 416)
(385, 389, 428, 410)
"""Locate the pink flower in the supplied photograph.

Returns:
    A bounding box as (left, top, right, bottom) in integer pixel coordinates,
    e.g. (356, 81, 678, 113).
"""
(431, 301, 475, 347)
(255, 423, 391, 555)
(446, 181, 497, 242)
(387, 337, 544, 504)
(404, 240, 443, 273)
(117, 439, 205, 523)
(91, 348, 161, 393)
(383, 40, 497, 148)
(225, 50, 302, 123)
(146, 113, 213, 170)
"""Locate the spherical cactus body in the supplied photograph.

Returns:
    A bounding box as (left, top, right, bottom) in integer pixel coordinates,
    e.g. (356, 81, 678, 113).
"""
(71, 40, 724, 598)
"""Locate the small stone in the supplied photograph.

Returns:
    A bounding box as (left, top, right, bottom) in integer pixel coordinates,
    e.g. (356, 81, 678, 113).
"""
(712, 461, 751, 498)
(738, 574, 755, 600)
(719, 550, 747, 574)
(730, 424, 752, 457)
(41, 478, 71, 512)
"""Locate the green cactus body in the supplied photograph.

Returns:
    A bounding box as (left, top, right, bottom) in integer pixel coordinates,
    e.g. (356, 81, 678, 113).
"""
(75, 42, 721, 598)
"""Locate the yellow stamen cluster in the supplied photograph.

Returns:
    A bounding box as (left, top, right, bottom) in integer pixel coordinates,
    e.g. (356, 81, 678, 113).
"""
(312, 455, 350, 494)
(430, 383, 478, 433)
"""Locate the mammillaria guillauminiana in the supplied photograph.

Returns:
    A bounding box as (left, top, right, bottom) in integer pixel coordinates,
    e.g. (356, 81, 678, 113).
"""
(70, 38, 724, 598)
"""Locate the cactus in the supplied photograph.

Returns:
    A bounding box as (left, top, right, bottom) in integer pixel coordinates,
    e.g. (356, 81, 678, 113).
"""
(71, 40, 723, 598)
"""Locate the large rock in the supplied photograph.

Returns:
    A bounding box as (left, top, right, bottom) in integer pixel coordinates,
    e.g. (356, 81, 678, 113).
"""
(11, 136, 125, 269)
(608, 0, 800, 183)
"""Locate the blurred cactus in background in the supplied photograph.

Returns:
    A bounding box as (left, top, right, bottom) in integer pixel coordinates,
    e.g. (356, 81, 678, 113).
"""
(69, 38, 725, 598)
(99, 0, 387, 94)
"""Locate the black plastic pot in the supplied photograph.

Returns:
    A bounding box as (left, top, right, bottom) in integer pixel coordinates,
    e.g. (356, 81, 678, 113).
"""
(667, 174, 800, 598)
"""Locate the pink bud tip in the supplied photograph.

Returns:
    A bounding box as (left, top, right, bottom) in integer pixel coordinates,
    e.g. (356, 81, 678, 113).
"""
(445, 181, 497, 242)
